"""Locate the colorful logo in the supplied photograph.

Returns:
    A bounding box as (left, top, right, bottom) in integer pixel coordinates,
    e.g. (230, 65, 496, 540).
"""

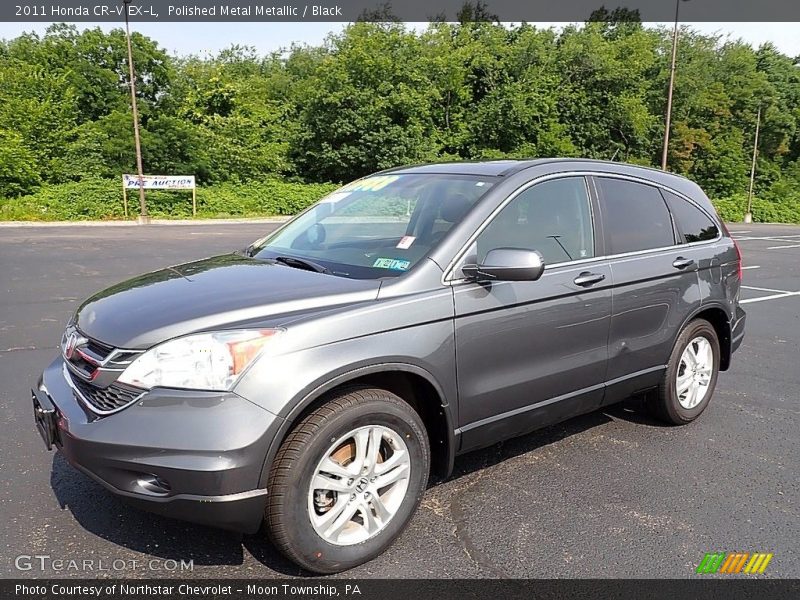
(696, 552, 773, 574)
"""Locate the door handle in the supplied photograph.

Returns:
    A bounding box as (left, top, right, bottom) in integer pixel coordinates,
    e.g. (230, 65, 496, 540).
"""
(672, 257, 695, 270)
(573, 272, 606, 287)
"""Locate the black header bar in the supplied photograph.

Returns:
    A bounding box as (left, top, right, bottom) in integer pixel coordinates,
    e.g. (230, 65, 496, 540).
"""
(3, 0, 800, 23)
(4, 579, 800, 600)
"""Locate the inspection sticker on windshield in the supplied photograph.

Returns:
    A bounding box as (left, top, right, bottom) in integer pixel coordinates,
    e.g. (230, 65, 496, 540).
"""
(341, 174, 400, 193)
(319, 191, 352, 203)
(373, 258, 411, 271)
(396, 235, 416, 249)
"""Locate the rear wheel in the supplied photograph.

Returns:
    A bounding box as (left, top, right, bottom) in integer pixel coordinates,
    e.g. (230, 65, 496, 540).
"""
(650, 318, 720, 424)
(265, 387, 430, 573)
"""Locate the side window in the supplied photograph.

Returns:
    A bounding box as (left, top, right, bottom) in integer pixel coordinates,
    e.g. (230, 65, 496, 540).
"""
(662, 190, 719, 243)
(596, 178, 675, 254)
(476, 177, 594, 265)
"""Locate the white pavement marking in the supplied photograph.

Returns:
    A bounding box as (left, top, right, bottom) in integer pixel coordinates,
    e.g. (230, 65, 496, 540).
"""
(741, 291, 800, 304)
(742, 285, 794, 294)
(767, 243, 800, 250)
(734, 234, 800, 242)
(741, 265, 760, 270)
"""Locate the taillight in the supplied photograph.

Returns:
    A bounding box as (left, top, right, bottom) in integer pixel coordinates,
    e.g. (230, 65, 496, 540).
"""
(721, 222, 743, 280)
(732, 238, 743, 280)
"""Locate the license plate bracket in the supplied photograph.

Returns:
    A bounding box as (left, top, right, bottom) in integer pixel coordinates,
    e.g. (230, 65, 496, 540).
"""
(32, 388, 59, 450)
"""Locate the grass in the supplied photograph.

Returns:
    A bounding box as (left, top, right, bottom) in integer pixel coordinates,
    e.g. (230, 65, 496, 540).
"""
(0, 178, 338, 221)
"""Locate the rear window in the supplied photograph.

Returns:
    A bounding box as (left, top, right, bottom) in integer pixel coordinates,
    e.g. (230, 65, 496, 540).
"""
(662, 191, 719, 243)
(596, 178, 676, 254)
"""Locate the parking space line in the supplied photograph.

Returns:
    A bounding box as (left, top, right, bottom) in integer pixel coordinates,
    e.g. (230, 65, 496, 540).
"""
(741, 291, 800, 304)
(734, 234, 800, 241)
(742, 285, 794, 294)
(741, 265, 760, 270)
(767, 243, 800, 250)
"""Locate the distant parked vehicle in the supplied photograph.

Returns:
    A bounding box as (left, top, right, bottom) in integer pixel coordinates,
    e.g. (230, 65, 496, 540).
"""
(33, 159, 745, 573)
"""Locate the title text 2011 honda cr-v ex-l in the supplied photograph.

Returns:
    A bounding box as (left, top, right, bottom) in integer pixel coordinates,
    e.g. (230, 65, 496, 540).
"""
(32, 159, 745, 573)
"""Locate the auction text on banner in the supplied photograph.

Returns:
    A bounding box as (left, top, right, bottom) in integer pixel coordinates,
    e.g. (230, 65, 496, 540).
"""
(123, 175, 196, 190)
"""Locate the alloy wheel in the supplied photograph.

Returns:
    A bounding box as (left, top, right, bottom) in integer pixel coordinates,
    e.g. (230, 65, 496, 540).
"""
(676, 336, 714, 409)
(307, 425, 411, 545)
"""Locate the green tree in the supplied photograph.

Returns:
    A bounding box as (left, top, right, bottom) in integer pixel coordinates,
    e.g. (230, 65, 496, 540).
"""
(291, 23, 437, 182)
(1, 20, 799, 223)
(0, 129, 41, 196)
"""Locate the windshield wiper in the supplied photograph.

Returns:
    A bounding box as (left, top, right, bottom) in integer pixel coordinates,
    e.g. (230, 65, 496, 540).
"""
(274, 255, 329, 274)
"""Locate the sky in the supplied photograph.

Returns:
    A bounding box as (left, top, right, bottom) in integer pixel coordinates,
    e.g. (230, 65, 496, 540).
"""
(0, 22, 798, 58)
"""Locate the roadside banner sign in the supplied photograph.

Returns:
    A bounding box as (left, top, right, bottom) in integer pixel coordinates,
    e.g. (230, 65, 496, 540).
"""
(123, 174, 196, 190)
(122, 174, 197, 217)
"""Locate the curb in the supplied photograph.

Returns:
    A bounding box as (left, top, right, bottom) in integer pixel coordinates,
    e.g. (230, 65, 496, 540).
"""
(0, 217, 292, 227)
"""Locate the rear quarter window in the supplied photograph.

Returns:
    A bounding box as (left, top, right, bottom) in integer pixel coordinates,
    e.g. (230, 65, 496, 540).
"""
(662, 190, 719, 243)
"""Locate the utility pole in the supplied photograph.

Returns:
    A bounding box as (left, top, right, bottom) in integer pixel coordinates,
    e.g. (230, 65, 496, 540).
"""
(123, 0, 149, 224)
(745, 105, 761, 224)
(661, 0, 689, 171)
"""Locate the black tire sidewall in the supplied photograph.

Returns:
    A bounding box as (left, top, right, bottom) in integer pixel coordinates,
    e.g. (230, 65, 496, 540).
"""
(271, 396, 429, 573)
(664, 320, 720, 423)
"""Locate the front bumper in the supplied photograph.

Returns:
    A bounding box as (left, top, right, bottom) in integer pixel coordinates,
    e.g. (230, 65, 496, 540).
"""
(33, 356, 282, 533)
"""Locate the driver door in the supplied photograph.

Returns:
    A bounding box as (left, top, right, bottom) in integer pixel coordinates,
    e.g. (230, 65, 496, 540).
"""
(452, 176, 612, 452)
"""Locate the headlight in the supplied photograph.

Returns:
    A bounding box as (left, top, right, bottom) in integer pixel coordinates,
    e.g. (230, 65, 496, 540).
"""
(117, 329, 282, 391)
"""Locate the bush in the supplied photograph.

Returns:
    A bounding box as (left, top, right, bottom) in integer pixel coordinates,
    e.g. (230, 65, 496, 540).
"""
(0, 178, 338, 221)
(0, 129, 41, 197)
(712, 193, 800, 224)
(3, 177, 799, 225)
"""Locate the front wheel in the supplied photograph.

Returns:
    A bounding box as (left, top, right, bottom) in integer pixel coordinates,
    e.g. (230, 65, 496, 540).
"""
(265, 387, 430, 573)
(650, 318, 720, 425)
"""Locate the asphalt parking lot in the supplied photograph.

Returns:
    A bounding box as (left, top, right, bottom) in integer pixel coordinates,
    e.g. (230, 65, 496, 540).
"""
(0, 222, 798, 579)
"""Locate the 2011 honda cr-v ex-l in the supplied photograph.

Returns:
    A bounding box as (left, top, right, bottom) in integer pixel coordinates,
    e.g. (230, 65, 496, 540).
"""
(32, 159, 745, 573)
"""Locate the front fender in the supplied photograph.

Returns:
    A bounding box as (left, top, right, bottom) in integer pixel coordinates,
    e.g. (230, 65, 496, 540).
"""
(233, 320, 458, 485)
(260, 361, 457, 488)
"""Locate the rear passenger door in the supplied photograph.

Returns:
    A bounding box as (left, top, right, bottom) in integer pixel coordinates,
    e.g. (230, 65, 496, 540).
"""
(593, 177, 702, 404)
(661, 189, 722, 303)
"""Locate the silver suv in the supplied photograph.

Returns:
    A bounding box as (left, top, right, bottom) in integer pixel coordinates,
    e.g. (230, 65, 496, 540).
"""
(32, 159, 745, 573)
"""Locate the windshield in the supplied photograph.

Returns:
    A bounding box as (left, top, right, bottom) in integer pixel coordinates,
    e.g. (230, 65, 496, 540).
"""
(251, 173, 494, 279)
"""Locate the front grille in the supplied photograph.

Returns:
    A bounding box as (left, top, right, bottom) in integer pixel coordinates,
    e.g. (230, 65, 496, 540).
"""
(66, 353, 97, 379)
(68, 370, 144, 414)
(82, 338, 114, 361)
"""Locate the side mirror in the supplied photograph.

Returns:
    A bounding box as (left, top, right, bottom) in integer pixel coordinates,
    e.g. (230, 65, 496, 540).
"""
(462, 248, 545, 282)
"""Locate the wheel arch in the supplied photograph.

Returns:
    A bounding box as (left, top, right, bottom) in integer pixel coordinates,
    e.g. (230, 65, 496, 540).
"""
(679, 303, 733, 371)
(258, 363, 456, 490)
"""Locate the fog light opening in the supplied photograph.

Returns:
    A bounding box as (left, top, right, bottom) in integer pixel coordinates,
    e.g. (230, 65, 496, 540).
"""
(136, 474, 171, 495)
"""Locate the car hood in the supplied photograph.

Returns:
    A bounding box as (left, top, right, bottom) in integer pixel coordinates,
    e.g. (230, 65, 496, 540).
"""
(75, 254, 381, 349)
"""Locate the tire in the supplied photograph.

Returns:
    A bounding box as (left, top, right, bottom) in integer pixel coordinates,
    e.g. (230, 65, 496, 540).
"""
(650, 318, 720, 425)
(265, 386, 430, 573)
